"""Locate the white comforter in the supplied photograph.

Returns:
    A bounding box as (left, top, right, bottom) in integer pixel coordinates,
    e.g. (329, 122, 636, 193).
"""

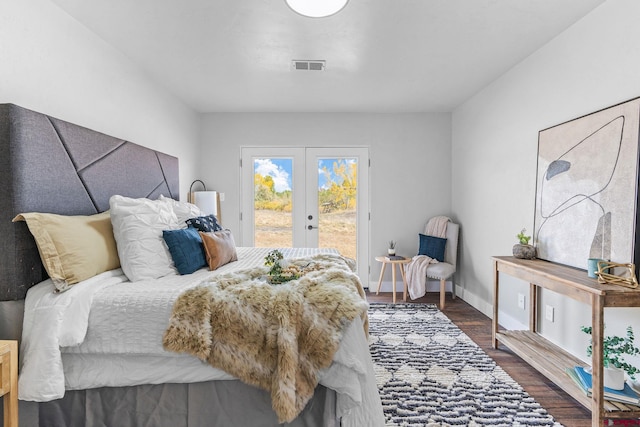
(19, 247, 383, 426)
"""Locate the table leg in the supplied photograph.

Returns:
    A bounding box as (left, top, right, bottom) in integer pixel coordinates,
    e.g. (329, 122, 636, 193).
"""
(399, 264, 408, 301)
(1, 341, 18, 427)
(591, 294, 605, 427)
(376, 262, 386, 295)
(391, 264, 397, 304)
(529, 283, 537, 333)
(492, 259, 499, 349)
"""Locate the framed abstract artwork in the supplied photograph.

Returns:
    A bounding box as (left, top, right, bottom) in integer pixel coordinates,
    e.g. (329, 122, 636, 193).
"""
(533, 97, 640, 274)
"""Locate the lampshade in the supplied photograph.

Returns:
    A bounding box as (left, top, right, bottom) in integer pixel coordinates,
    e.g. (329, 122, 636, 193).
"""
(285, 0, 349, 18)
(193, 191, 218, 216)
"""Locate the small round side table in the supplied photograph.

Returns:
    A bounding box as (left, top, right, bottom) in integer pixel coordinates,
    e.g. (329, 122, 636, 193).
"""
(375, 256, 411, 303)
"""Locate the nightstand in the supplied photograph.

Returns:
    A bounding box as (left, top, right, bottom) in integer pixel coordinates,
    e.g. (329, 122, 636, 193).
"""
(0, 340, 17, 427)
(375, 256, 411, 303)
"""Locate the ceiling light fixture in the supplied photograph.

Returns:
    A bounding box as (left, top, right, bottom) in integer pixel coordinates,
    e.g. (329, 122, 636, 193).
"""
(285, 0, 349, 18)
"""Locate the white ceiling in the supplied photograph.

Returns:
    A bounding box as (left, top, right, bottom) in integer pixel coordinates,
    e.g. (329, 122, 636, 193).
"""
(51, 0, 605, 113)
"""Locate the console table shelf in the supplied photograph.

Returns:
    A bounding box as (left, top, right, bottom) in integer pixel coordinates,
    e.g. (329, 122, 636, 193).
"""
(492, 256, 640, 427)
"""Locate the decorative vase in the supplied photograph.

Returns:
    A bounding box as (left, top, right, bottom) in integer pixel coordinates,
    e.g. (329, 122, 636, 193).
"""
(604, 366, 626, 390)
(512, 244, 536, 259)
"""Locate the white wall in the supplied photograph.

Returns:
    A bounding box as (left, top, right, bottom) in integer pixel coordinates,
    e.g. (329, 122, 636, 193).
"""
(452, 0, 640, 362)
(0, 0, 200, 198)
(200, 113, 452, 286)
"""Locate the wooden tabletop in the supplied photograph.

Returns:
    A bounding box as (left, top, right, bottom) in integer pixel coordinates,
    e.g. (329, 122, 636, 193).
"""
(493, 256, 640, 303)
(375, 256, 411, 264)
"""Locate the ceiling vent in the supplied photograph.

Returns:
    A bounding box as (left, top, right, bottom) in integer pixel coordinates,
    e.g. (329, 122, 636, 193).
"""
(292, 60, 326, 71)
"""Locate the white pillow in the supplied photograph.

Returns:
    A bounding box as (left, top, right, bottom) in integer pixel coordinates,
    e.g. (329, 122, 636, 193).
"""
(158, 195, 203, 224)
(109, 195, 180, 282)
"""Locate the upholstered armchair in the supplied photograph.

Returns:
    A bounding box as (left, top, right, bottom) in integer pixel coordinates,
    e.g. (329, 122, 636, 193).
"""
(425, 222, 459, 308)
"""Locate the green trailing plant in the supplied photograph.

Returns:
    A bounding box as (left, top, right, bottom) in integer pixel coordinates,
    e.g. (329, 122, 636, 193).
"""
(264, 249, 299, 284)
(517, 228, 531, 245)
(581, 325, 640, 379)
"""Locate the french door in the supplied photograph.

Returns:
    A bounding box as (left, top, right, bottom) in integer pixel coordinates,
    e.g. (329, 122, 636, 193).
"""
(240, 147, 369, 280)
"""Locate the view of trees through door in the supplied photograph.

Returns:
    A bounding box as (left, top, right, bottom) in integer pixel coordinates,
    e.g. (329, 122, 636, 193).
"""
(241, 147, 369, 279)
(253, 157, 357, 260)
(253, 157, 295, 248)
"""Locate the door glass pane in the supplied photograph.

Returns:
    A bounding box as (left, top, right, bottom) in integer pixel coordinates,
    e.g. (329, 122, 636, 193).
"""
(253, 158, 293, 247)
(317, 158, 357, 259)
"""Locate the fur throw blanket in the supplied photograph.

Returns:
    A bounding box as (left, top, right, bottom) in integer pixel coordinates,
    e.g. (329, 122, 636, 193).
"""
(163, 253, 368, 423)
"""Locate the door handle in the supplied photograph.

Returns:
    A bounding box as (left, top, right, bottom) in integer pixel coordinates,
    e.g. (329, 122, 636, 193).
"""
(307, 225, 318, 230)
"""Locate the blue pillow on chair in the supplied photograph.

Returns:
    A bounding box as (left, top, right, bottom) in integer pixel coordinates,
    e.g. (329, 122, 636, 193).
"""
(162, 227, 207, 275)
(418, 234, 447, 262)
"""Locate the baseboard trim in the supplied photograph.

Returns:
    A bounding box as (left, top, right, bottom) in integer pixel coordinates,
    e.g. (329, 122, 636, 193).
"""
(367, 280, 526, 331)
(369, 279, 455, 295)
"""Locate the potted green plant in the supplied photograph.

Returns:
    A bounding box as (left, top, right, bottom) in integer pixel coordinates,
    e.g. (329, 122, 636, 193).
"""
(512, 228, 536, 259)
(581, 325, 640, 390)
(388, 240, 396, 256)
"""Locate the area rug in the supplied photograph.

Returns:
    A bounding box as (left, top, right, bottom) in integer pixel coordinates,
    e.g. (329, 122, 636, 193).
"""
(368, 303, 562, 426)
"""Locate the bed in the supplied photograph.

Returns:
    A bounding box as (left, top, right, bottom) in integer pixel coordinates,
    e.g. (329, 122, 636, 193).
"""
(0, 104, 384, 426)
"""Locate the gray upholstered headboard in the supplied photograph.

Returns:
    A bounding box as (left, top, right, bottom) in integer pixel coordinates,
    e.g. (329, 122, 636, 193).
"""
(0, 104, 179, 301)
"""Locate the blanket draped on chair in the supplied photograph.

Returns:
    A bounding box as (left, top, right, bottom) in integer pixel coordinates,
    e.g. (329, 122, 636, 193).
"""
(162, 254, 368, 423)
(406, 216, 450, 299)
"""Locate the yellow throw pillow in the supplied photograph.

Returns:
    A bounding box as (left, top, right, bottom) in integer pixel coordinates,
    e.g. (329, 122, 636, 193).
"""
(12, 211, 120, 292)
(200, 230, 238, 270)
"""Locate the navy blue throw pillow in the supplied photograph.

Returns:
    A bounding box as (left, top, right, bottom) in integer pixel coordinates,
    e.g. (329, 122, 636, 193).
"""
(162, 228, 206, 275)
(185, 215, 222, 232)
(418, 234, 447, 262)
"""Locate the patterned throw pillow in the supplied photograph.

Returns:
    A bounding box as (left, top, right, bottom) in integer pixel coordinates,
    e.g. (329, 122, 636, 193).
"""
(185, 214, 222, 232)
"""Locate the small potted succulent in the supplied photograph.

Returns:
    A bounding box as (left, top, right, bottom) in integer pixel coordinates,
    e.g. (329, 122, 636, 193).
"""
(512, 228, 536, 259)
(581, 325, 640, 390)
(388, 240, 396, 256)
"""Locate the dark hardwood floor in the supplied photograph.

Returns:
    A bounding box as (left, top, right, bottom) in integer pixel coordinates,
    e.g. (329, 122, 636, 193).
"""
(365, 290, 592, 427)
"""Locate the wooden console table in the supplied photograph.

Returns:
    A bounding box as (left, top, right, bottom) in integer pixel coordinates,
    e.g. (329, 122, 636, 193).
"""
(0, 340, 17, 427)
(492, 256, 640, 427)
